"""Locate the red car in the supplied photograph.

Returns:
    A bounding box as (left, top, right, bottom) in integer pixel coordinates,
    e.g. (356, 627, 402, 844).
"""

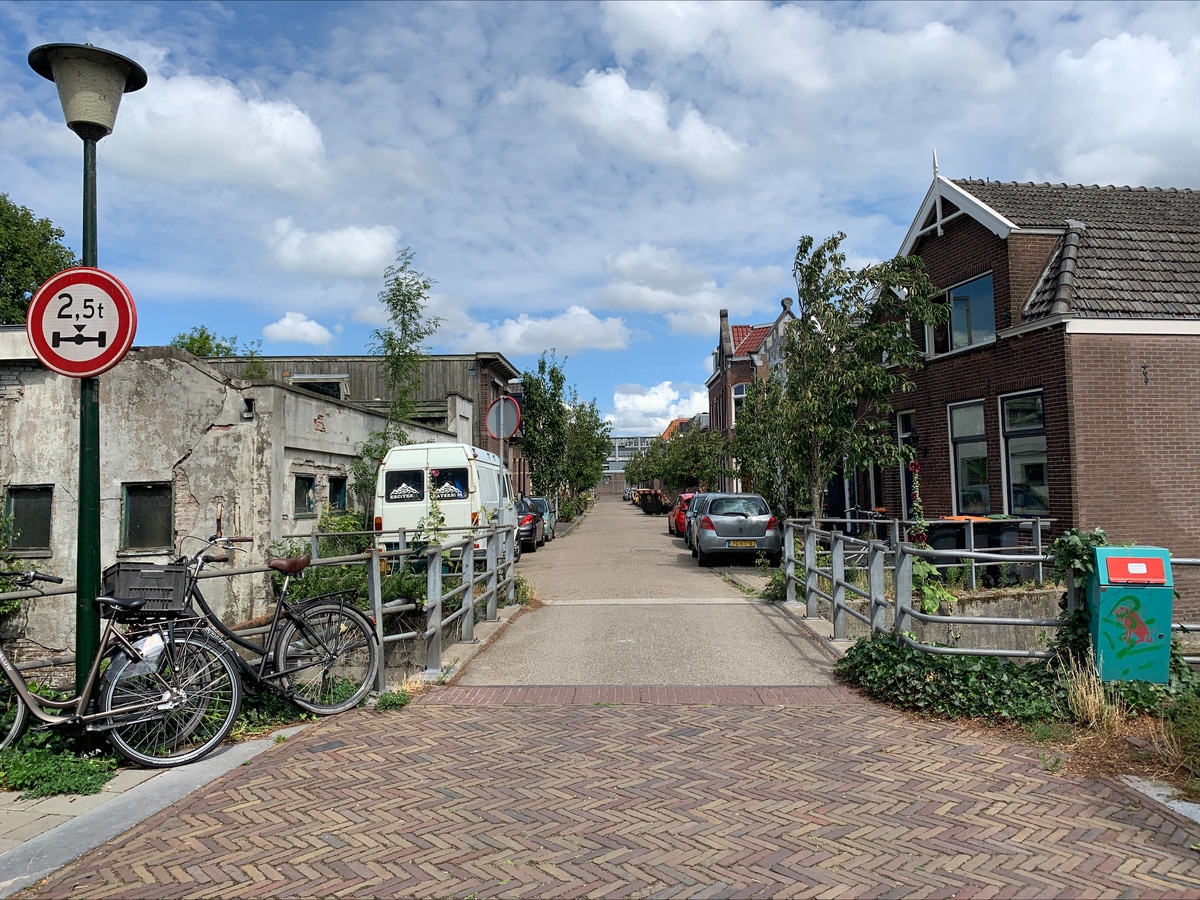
(668, 492, 695, 537)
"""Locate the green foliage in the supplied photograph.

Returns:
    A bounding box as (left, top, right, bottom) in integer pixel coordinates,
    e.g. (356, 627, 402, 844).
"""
(730, 376, 802, 515)
(0, 747, 117, 799)
(375, 690, 411, 711)
(912, 556, 956, 615)
(1168, 692, 1200, 779)
(510, 573, 536, 606)
(835, 633, 1067, 723)
(0, 193, 77, 325)
(521, 352, 569, 498)
(0, 512, 31, 618)
(1045, 528, 1109, 664)
(734, 233, 946, 517)
(760, 567, 788, 602)
(625, 428, 727, 494)
(170, 325, 239, 357)
(233, 691, 314, 738)
(352, 249, 441, 497)
(564, 390, 612, 498)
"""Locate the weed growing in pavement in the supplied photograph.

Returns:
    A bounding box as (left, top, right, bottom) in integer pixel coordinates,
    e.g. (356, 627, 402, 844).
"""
(1037, 752, 1063, 773)
(0, 746, 116, 799)
(375, 691, 412, 711)
(232, 692, 315, 739)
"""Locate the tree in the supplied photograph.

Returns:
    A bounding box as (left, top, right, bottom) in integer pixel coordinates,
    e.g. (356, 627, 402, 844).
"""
(563, 390, 611, 498)
(170, 326, 239, 357)
(732, 233, 946, 517)
(519, 352, 568, 498)
(660, 426, 727, 491)
(350, 249, 441, 496)
(0, 194, 77, 325)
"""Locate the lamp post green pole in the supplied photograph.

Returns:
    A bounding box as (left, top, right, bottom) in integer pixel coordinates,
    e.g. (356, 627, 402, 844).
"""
(76, 134, 101, 693)
(27, 43, 147, 693)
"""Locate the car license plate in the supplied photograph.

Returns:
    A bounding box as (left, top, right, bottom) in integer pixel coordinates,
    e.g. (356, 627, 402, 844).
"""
(728, 540, 755, 548)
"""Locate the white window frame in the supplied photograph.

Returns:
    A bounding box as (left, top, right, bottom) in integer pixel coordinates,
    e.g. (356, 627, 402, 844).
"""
(731, 382, 748, 425)
(998, 389, 1050, 516)
(947, 400, 990, 515)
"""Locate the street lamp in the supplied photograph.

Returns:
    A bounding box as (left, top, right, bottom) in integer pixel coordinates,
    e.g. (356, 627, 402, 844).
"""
(28, 43, 146, 692)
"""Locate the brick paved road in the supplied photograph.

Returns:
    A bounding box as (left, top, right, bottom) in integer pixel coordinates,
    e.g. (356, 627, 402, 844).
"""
(21, 686, 1200, 898)
(17, 499, 1200, 897)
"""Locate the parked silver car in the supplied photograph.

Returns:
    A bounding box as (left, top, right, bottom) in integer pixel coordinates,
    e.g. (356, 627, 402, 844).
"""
(692, 493, 782, 568)
(683, 493, 712, 551)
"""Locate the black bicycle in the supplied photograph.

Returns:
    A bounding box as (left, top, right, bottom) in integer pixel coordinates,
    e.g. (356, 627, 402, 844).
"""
(179, 536, 379, 714)
(0, 569, 242, 767)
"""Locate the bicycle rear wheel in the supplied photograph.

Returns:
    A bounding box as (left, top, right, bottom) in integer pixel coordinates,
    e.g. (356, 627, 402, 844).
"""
(101, 632, 242, 767)
(1, 678, 29, 751)
(275, 602, 377, 714)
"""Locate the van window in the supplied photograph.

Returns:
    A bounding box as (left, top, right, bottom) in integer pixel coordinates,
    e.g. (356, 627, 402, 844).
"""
(479, 469, 499, 508)
(430, 467, 469, 501)
(385, 470, 424, 503)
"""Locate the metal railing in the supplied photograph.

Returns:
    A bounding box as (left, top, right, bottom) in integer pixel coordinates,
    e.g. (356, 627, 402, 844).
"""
(784, 521, 1199, 663)
(1, 524, 521, 689)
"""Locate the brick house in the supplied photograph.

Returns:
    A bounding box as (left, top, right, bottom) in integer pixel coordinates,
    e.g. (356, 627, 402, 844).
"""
(708, 299, 795, 492)
(874, 177, 1199, 613)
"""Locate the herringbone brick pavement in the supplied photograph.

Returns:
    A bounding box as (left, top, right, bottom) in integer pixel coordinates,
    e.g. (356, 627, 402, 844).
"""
(18, 686, 1200, 898)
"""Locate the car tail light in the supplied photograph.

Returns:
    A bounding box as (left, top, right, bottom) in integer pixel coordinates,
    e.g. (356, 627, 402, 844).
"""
(520, 514, 535, 526)
(767, 516, 779, 530)
(700, 516, 714, 531)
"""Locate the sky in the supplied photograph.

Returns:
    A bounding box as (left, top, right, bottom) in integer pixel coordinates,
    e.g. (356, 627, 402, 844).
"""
(2, 1, 1198, 436)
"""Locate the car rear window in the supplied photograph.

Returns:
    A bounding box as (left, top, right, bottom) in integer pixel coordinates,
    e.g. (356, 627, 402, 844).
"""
(709, 496, 769, 517)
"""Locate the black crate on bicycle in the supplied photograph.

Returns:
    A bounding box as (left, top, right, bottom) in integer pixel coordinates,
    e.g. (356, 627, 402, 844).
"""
(101, 562, 189, 617)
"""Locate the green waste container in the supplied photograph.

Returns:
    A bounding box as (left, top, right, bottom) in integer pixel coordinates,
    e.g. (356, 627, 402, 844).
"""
(1086, 546, 1173, 683)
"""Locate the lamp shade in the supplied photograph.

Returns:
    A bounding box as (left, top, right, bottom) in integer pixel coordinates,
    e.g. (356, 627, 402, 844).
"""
(28, 43, 147, 140)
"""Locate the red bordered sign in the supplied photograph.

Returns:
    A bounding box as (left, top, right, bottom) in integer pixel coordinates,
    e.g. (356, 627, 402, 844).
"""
(26, 267, 137, 378)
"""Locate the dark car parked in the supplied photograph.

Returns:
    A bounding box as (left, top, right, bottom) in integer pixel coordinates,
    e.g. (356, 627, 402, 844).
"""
(515, 497, 546, 553)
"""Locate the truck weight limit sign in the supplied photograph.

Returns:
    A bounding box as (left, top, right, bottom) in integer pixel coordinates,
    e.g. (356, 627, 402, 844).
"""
(26, 267, 137, 378)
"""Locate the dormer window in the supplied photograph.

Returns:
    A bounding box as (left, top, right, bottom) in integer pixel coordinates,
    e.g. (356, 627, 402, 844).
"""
(929, 273, 995, 355)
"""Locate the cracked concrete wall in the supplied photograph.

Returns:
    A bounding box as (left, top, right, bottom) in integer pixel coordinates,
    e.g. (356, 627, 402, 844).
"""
(0, 341, 431, 654)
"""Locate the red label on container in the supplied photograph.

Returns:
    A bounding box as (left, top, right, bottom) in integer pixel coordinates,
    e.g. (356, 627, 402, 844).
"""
(1105, 557, 1166, 585)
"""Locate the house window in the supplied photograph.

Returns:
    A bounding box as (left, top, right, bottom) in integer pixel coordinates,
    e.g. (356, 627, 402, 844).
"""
(732, 383, 747, 423)
(949, 402, 990, 514)
(329, 476, 347, 511)
(1002, 391, 1050, 515)
(5, 485, 52, 552)
(896, 412, 917, 518)
(294, 475, 316, 517)
(122, 483, 173, 551)
(287, 374, 347, 400)
(931, 273, 995, 355)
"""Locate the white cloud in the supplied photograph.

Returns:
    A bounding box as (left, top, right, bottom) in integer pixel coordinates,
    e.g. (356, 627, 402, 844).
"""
(106, 72, 328, 194)
(607, 381, 709, 435)
(504, 68, 745, 179)
(445, 306, 632, 356)
(267, 218, 398, 278)
(263, 312, 334, 345)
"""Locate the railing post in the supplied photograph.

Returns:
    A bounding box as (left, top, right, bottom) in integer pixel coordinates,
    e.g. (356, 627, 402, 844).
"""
(310, 533, 320, 560)
(368, 547, 386, 693)
(832, 535, 847, 641)
(965, 520, 977, 590)
(505, 527, 515, 605)
(486, 527, 499, 621)
(804, 527, 818, 618)
(895, 543, 913, 634)
(461, 541, 477, 644)
(889, 518, 900, 550)
(869, 540, 885, 633)
(784, 522, 796, 605)
(424, 545, 442, 677)
(1034, 517, 1044, 585)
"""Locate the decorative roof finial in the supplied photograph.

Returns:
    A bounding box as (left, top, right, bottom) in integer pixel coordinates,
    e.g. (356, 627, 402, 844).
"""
(932, 148, 939, 178)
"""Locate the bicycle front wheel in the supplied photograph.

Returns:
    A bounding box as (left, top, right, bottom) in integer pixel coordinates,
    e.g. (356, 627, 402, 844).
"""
(275, 602, 377, 714)
(101, 633, 242, 767)
(1, 677, 29, 751)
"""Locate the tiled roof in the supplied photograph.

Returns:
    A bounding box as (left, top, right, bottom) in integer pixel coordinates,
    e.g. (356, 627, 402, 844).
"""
(953, 181, 1200, 321)
(732, 324, 772, 355)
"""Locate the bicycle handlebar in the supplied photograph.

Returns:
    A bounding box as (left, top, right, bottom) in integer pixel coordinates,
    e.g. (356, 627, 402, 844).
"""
(0, 570, 64, 585)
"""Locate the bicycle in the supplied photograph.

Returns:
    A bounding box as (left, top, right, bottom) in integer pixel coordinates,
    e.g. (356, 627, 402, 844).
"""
(0, 569, 242, 767)
(179, 535, 379, 714)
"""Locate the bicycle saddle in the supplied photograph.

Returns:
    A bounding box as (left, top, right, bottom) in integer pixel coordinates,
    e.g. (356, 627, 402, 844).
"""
(267, 554, 311, 575)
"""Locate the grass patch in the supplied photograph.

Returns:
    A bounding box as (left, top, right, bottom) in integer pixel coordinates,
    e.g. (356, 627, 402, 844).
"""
(0, 747, 117, 799)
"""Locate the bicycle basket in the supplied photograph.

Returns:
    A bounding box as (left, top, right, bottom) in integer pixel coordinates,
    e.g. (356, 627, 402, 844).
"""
(101, 562, 189, 618)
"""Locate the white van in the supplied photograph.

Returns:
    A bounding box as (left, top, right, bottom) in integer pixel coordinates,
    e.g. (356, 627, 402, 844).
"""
(373, 443, 515, 557)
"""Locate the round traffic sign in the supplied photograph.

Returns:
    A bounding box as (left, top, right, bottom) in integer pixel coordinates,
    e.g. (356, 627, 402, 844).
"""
(485, 395, 521, 440)
(26, 267, 137, 378)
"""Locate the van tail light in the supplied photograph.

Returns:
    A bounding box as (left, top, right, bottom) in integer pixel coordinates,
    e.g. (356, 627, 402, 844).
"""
(767, 516, 779, 530)
(472, 511, 480, 526)
(700, 516, 715, 531)
(374, 516, 382, 532)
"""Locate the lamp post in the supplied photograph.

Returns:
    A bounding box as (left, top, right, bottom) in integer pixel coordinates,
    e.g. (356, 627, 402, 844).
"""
(28, 43, 146, 692)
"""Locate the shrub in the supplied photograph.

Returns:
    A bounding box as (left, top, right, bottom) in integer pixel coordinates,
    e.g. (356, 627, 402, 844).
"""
(375, 691, 411, 711)
(835, 633, 1067, 723)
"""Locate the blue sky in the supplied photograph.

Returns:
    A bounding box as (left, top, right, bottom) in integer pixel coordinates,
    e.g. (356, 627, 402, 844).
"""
(2, 1, 1197, 435)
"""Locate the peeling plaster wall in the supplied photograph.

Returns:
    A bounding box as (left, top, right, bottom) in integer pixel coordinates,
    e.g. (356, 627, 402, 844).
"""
(0, 342, 399, 653)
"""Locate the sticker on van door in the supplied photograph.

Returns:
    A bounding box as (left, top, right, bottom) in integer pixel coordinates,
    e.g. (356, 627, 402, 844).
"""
(430, 467, 468, 500)
(386, 470, 424, 502)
